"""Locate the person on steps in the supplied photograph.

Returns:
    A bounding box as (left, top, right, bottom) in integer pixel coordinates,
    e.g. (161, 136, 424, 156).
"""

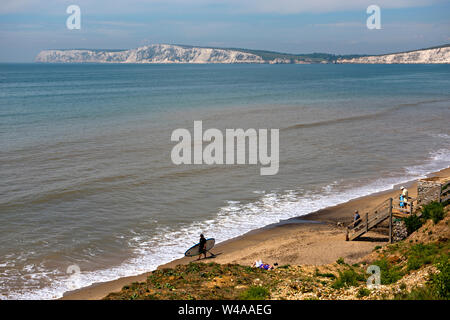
(353, 210, 361, 227)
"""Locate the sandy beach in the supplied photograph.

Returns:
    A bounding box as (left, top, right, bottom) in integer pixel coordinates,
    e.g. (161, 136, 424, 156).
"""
(60, 167, 450, 300)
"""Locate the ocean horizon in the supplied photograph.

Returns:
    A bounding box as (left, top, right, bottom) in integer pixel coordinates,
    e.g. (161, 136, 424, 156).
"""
(1, 63, 449, 299)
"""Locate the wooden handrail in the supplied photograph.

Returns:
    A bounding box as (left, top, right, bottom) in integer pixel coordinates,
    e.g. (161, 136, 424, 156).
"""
(347, 207, 389, 232)
(346, 198, 393, 241)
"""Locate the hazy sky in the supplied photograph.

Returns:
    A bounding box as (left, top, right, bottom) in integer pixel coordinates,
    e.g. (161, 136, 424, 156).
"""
(1, 0, 449, 62)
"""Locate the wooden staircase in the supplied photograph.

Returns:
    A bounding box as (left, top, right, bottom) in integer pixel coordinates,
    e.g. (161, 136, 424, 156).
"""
(346, 198, 393, 242)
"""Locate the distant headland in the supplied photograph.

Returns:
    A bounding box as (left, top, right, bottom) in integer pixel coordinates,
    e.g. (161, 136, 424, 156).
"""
(35, 43, 450, 64)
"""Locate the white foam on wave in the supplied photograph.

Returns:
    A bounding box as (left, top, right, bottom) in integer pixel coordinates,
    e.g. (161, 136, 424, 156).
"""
(3, 147, 450, 300)
(406, 148, 450, 176)
(429, 133, 450, 140)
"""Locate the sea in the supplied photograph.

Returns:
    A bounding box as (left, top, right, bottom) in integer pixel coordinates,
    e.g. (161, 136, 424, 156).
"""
(0, 63, 449, 299)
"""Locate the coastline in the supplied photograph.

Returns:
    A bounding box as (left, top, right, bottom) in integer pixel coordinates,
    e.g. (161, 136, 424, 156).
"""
(60, 166, 450, 300)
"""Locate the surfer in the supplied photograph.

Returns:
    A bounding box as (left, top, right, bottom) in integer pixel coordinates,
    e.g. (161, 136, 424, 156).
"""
(198, 234, 207, 260)
(185, 235, 216, 260)
(197, 234, 215, 260)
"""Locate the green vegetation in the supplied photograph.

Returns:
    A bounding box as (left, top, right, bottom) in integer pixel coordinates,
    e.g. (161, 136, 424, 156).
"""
(421, 202, 445, 224)
(357, 287, 371, 298)
(430, 260, 450, 299)
(406, 243, 448, 271)
(372, 258, 404, 285)
(226, 48, 343, 63)
(239, 286, 270, 300)
(394, 285, 441, 300)
(105, 262, 288, 300)
(403, 201, 445, 234)
(314, 270, 336, 279)
(105, 202, 448, 300)
(331, 268, 365, 289)
(395, 259, 449, 300)
(403, 213, 424, 234)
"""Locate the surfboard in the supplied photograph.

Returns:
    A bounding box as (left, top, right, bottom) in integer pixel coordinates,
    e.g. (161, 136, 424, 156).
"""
(184, 238, 215, 257)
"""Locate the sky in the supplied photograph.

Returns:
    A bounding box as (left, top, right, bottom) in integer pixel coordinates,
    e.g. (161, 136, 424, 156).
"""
(0, 0, 449, 62)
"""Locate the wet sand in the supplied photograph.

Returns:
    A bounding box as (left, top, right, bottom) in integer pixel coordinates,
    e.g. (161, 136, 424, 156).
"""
(61, 167, 450, 300)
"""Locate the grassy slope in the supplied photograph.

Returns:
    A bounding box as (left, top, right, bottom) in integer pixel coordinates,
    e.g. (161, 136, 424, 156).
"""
(104, 203, 449, 300)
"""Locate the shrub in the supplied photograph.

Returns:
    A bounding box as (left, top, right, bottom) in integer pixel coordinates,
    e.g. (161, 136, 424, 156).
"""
(403, 214, 423, 235)
(357, 287, 371, 298)
(421, 202, 445, 224)
(185, 263, 200, 273)
(315, 271, 336, 279)
(130, 293, 139, 300)
(407, 243, 439, 271)
(239, 286, 270, 300)
(430, 260, 450, 299)
(331, 269, 364, 289)
(164, 283, 175, 289)
(396, 259, 449, 300)
(372, 258, 403, 285)
(394, 286, 439, 300)
(402, 201, 446, 234)
(336, 257, 345, 265)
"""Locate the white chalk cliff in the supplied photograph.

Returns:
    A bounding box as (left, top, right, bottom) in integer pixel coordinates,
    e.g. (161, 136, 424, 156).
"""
(337, 46, 450, 64)
(35, 44, 265, 64)
(35, 44, 450, 64)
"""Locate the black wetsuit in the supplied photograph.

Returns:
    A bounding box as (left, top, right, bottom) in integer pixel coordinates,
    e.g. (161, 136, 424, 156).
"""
(199, 237, 207, 254)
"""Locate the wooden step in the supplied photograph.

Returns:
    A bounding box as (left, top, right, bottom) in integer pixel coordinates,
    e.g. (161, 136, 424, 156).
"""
(348, 212, 389, 240)
(347, 200, 392, 241)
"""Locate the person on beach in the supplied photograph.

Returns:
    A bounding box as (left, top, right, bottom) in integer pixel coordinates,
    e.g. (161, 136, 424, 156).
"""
(197, 234, 215, 260)
(252, 260, 278, 270)
(198, 234, 207, 260)
(400, 186, 409, 209)
(353, 210, 361, 227)
(402, 186, 409, 199)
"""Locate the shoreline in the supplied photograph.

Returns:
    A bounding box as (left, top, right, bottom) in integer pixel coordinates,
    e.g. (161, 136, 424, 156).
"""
(60, 166, 450, 300)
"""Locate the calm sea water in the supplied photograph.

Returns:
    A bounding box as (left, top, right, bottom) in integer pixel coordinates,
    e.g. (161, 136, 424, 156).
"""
(0, 63, 449, 299)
